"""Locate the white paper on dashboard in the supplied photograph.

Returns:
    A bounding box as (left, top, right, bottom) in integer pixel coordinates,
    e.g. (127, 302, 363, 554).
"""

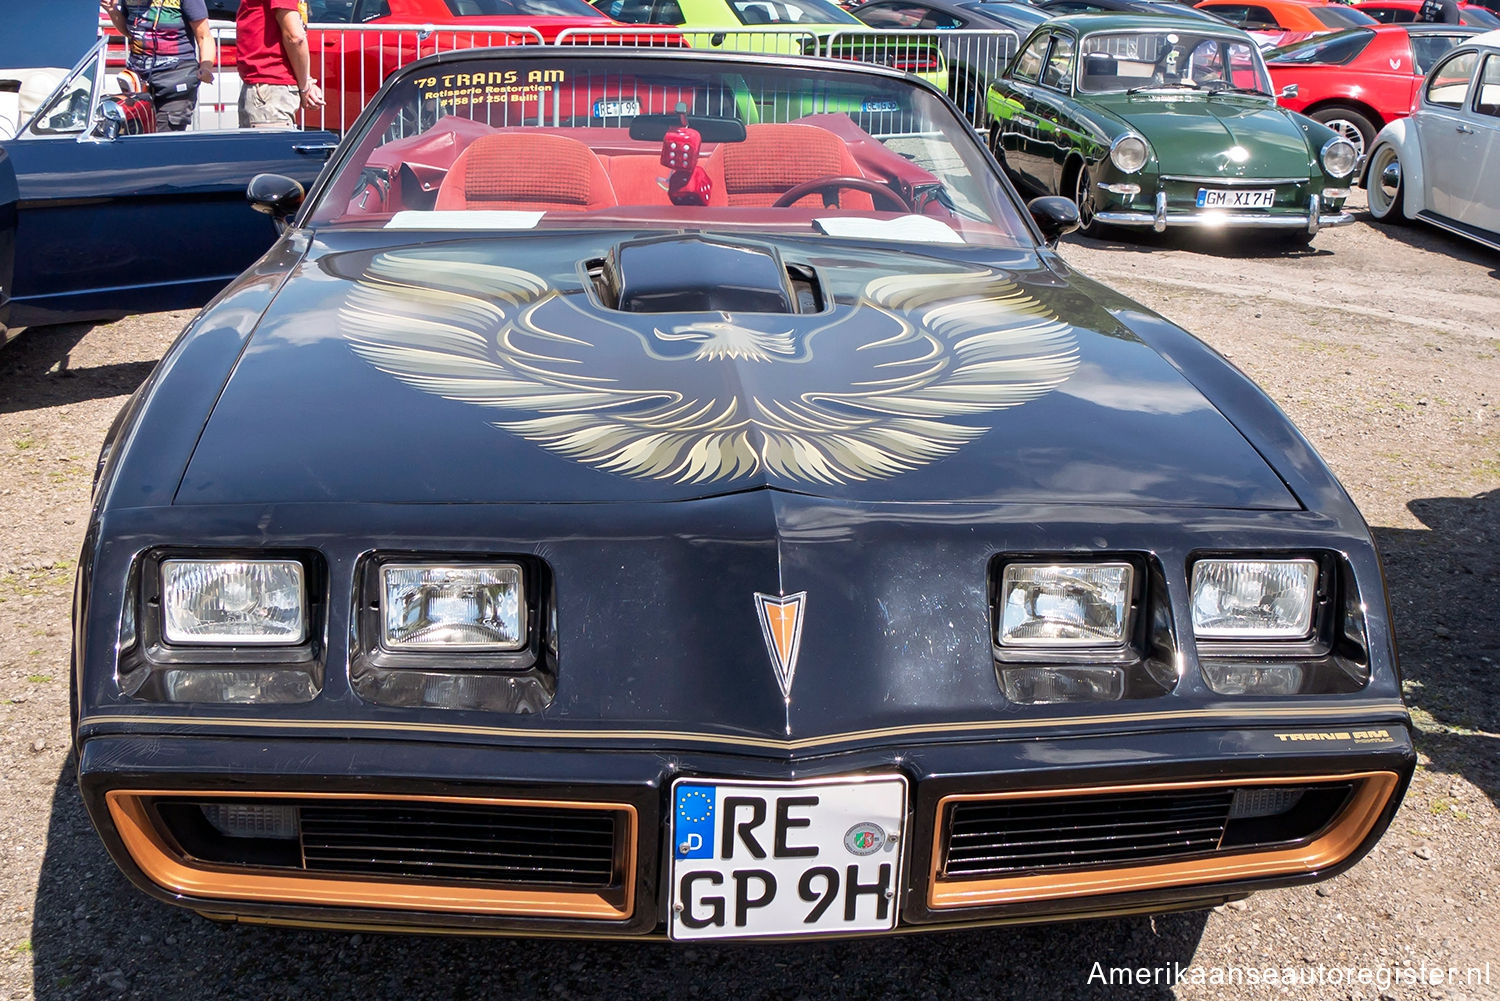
(813, 214, 964, 244)
(384, 210, 545, 230)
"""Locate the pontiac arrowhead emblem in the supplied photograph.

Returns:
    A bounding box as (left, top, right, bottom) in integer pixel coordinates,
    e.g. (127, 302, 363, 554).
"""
(754, 592, 807, 699)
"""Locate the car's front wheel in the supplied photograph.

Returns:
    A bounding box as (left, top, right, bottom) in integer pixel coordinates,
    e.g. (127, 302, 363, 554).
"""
(1309, 105, 1377, 162)
(1072, 162, 1103, 238)
(1366, 143, 1407, 224)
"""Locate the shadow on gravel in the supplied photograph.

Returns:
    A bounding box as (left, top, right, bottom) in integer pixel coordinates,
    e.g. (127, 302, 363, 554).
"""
(29, 760, 1209, 1001)
(1062, 228, 1333, 260)
(1345, 211, 1500, 273)
(0, 322, 155, 416)
(1372, 488, 1500, 811)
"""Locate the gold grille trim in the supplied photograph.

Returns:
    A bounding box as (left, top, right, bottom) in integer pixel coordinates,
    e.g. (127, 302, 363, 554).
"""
(107, 790, 637, 920)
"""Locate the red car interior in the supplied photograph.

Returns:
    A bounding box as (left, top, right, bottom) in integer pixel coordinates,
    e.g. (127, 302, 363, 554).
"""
(357, 119, 911, 218)
(436, 133, 621, 211)
(703, 124, 876, 209)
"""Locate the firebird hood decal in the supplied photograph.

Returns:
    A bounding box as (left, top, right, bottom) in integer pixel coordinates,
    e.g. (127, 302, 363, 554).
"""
(338, 249, 1079, 485)
(175, 235, 1300, 508)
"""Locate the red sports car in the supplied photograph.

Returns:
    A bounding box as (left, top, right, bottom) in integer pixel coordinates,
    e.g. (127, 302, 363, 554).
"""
(1264, 22, 1480, 154)
(1353, 0, 1500, 27)
(1194, 0, 1377, 48)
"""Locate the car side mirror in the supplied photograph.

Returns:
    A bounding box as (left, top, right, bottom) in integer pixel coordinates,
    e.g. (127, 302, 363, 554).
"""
(247, 173, 306, 230)
(1279, 83, 1298, 99)
(91, 98, 126, 141)
(1028, 195, 1080, 247)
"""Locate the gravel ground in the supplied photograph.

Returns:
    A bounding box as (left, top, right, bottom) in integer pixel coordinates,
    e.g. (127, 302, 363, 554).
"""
(1, 191, 1496, 1001)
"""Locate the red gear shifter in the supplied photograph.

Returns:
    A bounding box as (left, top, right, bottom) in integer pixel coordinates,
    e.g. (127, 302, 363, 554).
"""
(662, 113, 711, 207)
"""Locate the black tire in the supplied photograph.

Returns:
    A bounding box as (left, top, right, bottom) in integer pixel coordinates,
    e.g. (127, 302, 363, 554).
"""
(1365, 143, 1408, 224)
(988, 126, 1016, 181)
(1309, 105, 1378, 162)
(1069, 160, 1105, 238)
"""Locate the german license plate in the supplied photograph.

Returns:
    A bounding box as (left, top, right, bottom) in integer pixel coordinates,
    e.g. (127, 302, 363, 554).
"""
(1197, 187, 1275, 209)
(669, 775, 907, 941)
(592, 99, 641, 118)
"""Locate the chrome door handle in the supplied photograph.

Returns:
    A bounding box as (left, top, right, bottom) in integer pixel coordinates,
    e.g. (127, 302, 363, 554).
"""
(1456, 124, 1475, 134)
(293, 142, 338, 155)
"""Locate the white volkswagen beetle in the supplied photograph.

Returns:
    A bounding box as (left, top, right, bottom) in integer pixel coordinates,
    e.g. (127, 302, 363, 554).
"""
(1363, 28, 1500, 249)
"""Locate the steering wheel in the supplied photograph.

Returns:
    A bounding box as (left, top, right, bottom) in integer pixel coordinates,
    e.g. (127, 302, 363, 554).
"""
(771, 176, 913, 212)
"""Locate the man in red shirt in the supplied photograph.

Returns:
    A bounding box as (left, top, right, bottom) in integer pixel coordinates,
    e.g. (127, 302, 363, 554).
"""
(236, 0, 325, 127)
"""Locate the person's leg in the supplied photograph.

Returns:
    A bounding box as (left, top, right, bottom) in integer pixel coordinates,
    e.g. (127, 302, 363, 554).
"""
(241, 83, 300, 128)
(264, 85, 300, 128)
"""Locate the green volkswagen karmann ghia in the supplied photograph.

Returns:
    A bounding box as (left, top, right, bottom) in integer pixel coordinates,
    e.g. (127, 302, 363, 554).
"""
(986, 14, 1361, 242)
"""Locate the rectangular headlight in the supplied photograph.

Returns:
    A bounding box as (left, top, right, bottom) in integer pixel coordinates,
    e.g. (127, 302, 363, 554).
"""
(161, 559, 307, 645)
(1191, 558, 1317, 639)
(998, 563, 1133, 647)
(381, 564, 525, 651)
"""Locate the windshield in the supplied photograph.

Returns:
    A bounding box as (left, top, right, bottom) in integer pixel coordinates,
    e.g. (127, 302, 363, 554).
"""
(1309, 5, 1377, 27)
(1463, 7, 1500, 26)
(441, 0, 604, 14)
(1076, 30, 1273, 94)
(729, 0, 859, 22)
(25, 40, 100, 136)
(307, 54, 1029, 247)
(1264, 27, 1374, 63)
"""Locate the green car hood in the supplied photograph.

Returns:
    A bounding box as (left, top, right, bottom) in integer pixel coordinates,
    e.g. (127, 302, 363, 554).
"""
(1093, 94, 1313, 178)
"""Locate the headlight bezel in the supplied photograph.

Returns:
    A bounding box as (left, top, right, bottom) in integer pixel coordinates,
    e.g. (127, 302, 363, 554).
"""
(1188, 551, 1373, 697)
(130, 550, 324, 665)
(1188, 553, 1331, 655)
(1320, 136, 1358, 179)
(1109, 133, 1151, 175)
(987, 554, 1181, 704)
(351, 553, 555, 713)
(114, 549, 326, 704)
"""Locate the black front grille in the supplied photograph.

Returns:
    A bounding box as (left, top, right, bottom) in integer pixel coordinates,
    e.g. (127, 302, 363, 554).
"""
(944, 788, 1236, 877)
(297, 802, 620, 887)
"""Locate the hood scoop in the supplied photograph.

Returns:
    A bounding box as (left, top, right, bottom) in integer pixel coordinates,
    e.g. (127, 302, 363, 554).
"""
(590, 236, 822, 315)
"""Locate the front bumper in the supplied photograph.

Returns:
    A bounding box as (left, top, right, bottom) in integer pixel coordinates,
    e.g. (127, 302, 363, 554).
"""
(1096, 192, 1353, 235)
(77, 714, 1414, 939)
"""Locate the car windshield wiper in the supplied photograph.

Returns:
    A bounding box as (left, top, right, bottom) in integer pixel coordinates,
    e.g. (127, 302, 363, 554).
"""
(1123, 80, 1202, 95)
(1204, 83, 1270, 95)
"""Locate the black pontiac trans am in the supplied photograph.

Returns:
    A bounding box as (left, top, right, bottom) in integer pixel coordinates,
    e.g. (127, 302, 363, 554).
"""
(71, 46, 1413, 941)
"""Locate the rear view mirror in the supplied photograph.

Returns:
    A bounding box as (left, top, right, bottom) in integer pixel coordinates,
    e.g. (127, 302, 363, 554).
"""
(1028, 195, 1080, 247)
(1279, 83, 1298, 99)
(91, 98, 126, 141)
(247, 173, 306, 231)
(629, 114, 747, 144)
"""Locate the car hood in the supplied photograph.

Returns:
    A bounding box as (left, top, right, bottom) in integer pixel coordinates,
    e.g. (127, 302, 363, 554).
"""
(1093, 94, 1314, 178)
(174, 232, 1297, 510)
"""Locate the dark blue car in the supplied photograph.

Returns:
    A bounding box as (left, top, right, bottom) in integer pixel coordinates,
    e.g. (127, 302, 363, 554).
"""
(0, 38, 335, 347)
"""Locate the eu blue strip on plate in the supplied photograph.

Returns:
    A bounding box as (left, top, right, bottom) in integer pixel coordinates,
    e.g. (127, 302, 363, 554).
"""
(674, 784, 717, 859)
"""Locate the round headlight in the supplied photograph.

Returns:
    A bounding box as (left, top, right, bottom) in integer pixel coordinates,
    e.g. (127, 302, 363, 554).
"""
(1109, 134, 1149, 174)
(1321, 137, 1357, 179)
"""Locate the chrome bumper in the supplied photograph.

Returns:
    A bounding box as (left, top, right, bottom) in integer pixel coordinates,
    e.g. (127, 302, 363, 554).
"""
(1096, 193, 1352, 234)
